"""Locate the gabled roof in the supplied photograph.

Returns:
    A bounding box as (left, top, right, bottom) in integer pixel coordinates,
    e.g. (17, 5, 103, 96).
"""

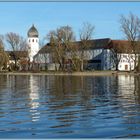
(111, 40, 130, 46)
(37, 38, 140, 55)
(72, 38, 112, 49)
(38, 43, 52, 54)
(89, 38, 111, 49)
(38, 38, 112, 54)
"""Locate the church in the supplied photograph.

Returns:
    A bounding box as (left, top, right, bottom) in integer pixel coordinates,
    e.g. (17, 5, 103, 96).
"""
(6, 25, 137, 71)
(6, 24, 40, 71)
(32, 26, 137, 71)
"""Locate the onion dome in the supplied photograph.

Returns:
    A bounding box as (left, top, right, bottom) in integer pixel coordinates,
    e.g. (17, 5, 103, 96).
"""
(27, 24, 39, 37)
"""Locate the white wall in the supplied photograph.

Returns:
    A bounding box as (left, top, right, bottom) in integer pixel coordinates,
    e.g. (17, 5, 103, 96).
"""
(34, 53, 51, 64)
(28, 37, 39, 62)
(33, 48, 139, 71)
(118, 54, 135, 71)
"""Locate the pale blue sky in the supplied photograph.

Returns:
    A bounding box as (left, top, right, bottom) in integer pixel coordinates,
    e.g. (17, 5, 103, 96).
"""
(0, 2, 140, 45)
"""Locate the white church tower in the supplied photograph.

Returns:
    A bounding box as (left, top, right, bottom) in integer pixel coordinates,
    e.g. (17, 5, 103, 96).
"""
(27, 24, 39, 62)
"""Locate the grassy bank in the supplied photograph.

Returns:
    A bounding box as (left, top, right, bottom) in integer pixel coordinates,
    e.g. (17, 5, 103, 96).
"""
(0, 70, 140, 76)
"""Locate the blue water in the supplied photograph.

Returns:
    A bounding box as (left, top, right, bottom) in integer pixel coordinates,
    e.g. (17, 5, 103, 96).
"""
(0, 74, 140, 138)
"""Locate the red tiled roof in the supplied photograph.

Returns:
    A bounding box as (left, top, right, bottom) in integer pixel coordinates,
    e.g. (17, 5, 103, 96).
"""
(111, 40, 135, 53)
(37, 38, 140, 54)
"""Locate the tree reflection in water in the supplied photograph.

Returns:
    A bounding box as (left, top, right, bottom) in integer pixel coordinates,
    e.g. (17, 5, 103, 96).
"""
(0, 74, 140, 138)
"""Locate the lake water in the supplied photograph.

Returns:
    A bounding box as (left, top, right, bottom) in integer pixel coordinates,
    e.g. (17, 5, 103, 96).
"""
(0, 74, 140, 138)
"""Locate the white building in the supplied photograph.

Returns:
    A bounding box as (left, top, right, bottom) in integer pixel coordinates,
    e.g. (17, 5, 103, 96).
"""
(118, 54, 136, 71)
(27, 24, 39, 62)
(34, 38, 116, 71)
(34, 37, 138, 71)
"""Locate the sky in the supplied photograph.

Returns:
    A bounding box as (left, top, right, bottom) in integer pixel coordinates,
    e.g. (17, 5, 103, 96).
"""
(0, 2, 140, 49)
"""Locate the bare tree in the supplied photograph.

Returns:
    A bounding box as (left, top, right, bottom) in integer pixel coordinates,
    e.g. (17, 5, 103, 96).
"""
(0, 35, 9, 71)
(120, 12, 140, 71)
(47, 25, 76, 71)
(110, 43, 121, 70)
(6, 32, 28, 70)
(79, 22, 95, 71)
(47, 31, 64, 71)
(110, 41, 129, 70)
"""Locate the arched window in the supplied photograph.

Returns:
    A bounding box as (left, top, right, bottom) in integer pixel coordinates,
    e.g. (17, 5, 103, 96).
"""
(29, 39, 30, 43)
(32, 39, 34, 42)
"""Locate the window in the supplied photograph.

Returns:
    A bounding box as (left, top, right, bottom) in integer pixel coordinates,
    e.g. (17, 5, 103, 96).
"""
(123, 54, 126, 58)
(29, 39, 30, 43)
(120, 65, 121, 68)
(36, 39, 37, 42)
(32, 39, 34, 42)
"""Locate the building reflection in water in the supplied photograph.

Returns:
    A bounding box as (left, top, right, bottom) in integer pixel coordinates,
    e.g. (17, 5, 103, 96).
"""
(28, 75, 40, 122)
(118, 75, 135, 94)
(44, 76, 98, 132)
(2, 74, 140, 137)
(5, 75, 41, 122)
(115, 75, 140, 135)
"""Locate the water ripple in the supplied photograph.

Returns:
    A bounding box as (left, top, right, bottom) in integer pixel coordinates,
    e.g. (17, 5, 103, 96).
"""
(0, 75, 140, 138)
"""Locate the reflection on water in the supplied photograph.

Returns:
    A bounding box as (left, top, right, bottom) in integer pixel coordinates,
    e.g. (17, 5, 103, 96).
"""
(29, 75, 40, 122)
(0, 74, 140, 138)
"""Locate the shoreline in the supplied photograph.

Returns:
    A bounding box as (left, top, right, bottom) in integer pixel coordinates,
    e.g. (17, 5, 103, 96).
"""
(0, 71, 140, 76)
